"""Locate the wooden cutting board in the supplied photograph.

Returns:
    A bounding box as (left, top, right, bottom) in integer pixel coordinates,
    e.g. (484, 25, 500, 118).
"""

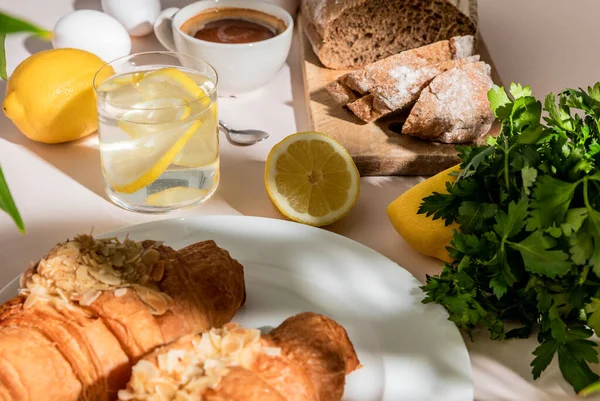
(297, 14, 501, 176)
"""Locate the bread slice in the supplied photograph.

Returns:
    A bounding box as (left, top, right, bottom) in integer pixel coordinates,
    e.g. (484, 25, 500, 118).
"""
(302, 0, 477, 70)
(402, 61, 495, 143)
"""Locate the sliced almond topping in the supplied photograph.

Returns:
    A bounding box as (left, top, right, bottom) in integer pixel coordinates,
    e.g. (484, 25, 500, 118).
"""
(120, 325, 281, 401)
(20, 235, 171, 313)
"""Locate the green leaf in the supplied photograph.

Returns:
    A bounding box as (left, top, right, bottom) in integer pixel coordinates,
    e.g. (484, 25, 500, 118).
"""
(561, 208, 588, 237)
(558, 343, 599, 393)
(511, 96, 543, 144)
(488, 249, 517, 299)
(418, 188, 461, 226)
(0, 13, 51, 37)
(531, 339, 558, 379)
(456, 146, 495, 181)
(545, 93, 576, 133)
(522, 166, 538, 195)
(494, 197, 529, 240)
(0, 13, 51, 81)
(570, 226, 593, 265)
(0, 33, 5, 81)
(0, 166, 24, 233)
(588, 83, 600, 103)
(510, 83, 533, 99)
(488, 85, 512, 119)
(565, 340, 599, 364)
(509, 231, 571, 278)
(528, 175, 578, 230)
(457, 201, 498, 233)
(587, 209, 600, 275)
(587, 299, 600, 335)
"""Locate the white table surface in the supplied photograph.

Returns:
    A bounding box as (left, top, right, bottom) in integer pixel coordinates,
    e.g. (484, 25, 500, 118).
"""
(2, 0, 600, 400)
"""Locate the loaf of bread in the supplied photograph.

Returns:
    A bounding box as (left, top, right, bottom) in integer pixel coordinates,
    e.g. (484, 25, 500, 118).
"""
(302, 0, 477, 69)
(118, 312, 360, 401)
(0, 236, 246, 401)
(402, 61, 494, 143)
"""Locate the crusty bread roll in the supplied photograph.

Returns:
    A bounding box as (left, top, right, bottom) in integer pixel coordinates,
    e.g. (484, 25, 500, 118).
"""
(402, 61, 495, 143)
(0, 236, 246, 401)
(118, 312, 360, 401)
(302, 0, 477, 69)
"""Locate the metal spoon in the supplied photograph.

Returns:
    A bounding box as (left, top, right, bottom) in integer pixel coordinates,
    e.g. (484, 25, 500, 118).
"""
(219, 120, 269, 146)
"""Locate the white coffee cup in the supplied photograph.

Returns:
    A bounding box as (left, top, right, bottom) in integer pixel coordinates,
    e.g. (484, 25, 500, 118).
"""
(154, 0, 293, 97)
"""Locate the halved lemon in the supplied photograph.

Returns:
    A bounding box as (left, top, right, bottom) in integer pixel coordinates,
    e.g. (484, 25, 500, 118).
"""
(264, 132, 360, 227)
(146, 187, 209, 207)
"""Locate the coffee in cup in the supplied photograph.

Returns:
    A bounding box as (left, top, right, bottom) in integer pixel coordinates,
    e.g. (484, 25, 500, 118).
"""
(180, 7, 286, 45)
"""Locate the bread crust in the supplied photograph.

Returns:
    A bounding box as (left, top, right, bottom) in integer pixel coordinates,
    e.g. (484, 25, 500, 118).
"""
(302, 0, 478, 69)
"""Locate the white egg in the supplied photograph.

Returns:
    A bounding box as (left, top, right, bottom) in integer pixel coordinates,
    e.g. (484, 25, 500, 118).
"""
(52, 10, 131, 62)
(101, 0, 161, 37)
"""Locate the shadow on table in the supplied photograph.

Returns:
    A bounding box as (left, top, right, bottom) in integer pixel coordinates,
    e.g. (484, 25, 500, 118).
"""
(218, 158, 281, 219)
(287, 28, 311, 132)
(0, 217, 105, 282)
(0, 80, 108, 201)
(23, 36, 53, 55)
(73, 0, 102, 11)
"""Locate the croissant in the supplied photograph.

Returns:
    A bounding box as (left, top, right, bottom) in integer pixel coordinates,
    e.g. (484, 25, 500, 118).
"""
(0, 235, 246, 401)
(118, 312, 360, 401)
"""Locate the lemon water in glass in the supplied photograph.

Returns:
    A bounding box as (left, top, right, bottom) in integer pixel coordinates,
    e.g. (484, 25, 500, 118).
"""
(94, 52, 219, 213)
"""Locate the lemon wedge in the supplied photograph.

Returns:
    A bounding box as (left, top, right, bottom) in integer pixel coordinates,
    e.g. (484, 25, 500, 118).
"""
(146, 187, 209, 207)
(264, 132, 360, 226)
(133, 67, 211, 108)
(102, 119, 202, 194)
(118, 100, 218, 168)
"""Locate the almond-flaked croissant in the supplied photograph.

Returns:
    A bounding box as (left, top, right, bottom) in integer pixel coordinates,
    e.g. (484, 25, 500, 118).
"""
(119, 312, 360, 401)
(0, 235, 246, 401)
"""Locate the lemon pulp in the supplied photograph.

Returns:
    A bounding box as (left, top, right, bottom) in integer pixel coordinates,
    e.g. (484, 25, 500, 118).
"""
(265, 132, 360, 226)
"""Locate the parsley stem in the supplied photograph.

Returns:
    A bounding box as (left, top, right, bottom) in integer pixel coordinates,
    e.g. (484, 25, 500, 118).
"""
(504, 139, 510, 190)
(584, 177, 592, 210)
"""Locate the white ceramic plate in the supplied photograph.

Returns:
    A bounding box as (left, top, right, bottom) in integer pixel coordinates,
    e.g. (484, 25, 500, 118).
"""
(0, 216, 472, 401)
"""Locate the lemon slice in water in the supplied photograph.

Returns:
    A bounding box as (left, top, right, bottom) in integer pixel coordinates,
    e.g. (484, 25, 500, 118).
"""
(103, 118, 202, 194)
(146, 187, 209, 207)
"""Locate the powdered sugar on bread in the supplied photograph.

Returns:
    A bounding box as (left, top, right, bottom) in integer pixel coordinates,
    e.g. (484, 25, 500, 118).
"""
(402, 62, 495, 143)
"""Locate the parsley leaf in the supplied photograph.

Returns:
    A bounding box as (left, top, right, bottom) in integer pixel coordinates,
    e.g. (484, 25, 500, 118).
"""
(418, 186, 461, 226)
(522, 166, 538, 195)
(509, 231, 571, 278)
(457, 201, 498, 233)
(531, 339, 558, 379)
(528, 175, 578, 230)
(510, 83, 533, 99)
(558, 343, 599, 393)
(488, 85, 512, 119)
(494, 197, 529, 239)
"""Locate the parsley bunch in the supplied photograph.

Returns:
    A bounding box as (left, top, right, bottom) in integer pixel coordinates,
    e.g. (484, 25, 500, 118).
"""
(420, 83, 600, 394)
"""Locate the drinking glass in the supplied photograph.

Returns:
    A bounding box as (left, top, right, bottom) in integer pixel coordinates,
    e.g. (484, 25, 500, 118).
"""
(94, 51, 219, 213)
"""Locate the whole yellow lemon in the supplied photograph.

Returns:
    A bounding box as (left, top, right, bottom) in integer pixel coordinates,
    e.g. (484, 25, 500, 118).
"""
(3, 48, 108, 144)
(387, 165, 461, 262)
